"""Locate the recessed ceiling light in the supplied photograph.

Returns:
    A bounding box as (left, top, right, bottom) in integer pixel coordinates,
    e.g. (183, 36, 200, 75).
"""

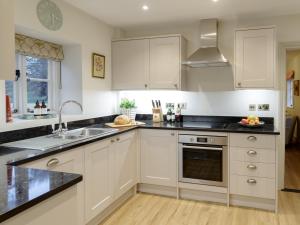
(142, 5, 149, 11)
(212, 0, 219, 2)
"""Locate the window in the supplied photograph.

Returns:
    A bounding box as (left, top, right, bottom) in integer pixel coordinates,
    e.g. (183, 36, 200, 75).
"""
(287, 79, 294, 108)
(5, 54, 60, 113)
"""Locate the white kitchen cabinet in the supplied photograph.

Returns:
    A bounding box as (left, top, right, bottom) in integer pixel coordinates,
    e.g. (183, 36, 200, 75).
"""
(21, 148, 85, 225)
(140, 129, 177, 187)
(149, 37, 181, 89)
(112, 39, 149, 89)
(112, 35, 186, 90)
(113, 131, 137, 199)
(0, 0, 15, 80)
(2, 187, 80, 225)
(84, 139, 114, 223)
(234, 27, 275, 88)
(229, 133, 277, 204)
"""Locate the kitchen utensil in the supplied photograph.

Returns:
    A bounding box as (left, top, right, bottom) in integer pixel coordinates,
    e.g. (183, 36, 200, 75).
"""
(238, 121, 265, 128)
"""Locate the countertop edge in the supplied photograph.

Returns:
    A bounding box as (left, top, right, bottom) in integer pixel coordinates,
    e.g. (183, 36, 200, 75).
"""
(0, 172, 82, 223)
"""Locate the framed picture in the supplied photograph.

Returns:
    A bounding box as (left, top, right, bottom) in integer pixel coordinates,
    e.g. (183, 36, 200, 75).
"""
(294, 80, 299, 96)
(92, 53, 105, 78)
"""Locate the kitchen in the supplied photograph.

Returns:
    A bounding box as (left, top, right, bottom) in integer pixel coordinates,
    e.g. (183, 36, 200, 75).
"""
(0, 0, 299, 224)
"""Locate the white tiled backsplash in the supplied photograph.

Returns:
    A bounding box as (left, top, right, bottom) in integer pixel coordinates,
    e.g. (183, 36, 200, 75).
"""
(118, 90, 279, 118)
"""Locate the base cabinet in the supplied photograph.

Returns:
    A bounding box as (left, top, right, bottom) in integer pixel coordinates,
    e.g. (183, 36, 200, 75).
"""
(113, 132, 137, 199)
(140, 129, 177, 187)
(85, 131, 137, 223)
(84, 140, 115, 223)
(2, 187, 80, 225)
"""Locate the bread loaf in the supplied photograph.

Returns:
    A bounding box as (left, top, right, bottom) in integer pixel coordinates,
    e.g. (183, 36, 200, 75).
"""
(114, 115, 130, 125)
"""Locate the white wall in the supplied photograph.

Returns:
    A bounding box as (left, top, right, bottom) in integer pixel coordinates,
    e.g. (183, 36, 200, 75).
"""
(0, 0, 119, 130)
(119, 90, 279, 117)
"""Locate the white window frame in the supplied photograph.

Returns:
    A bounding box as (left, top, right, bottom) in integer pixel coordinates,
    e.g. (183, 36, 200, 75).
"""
(286, 79, 294, 108)
(13, 54, 60, 113)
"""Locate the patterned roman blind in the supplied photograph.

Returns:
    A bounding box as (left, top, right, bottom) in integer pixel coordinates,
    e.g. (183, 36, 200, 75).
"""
(15, 34, 64, 61)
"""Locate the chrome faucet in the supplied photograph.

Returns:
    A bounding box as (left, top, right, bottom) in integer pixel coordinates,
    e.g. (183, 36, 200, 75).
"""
(54, 100, 83, 134)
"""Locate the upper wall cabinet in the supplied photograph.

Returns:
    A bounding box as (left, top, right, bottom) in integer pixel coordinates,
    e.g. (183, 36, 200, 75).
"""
(234, 27, 276, 89)
(112, 39, 149, 90)
(0, 0, 15, 80)
(112, 35, 186, 90)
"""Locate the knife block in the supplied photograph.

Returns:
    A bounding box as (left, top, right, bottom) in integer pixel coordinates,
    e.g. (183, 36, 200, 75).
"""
(152, 108, 163, 123)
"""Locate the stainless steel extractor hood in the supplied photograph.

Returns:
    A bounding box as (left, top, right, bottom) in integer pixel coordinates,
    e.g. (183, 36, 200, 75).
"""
(182, 19, 229, 68)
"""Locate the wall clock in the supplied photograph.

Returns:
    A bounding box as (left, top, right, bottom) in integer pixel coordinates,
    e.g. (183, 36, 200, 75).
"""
(37, 0, 63, 31)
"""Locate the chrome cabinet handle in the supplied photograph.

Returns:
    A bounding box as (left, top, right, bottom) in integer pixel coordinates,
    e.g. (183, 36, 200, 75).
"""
(174, 84, 178, 89)
(116, 137, 120, 141)
(145, 84, 148, 88)
(247, 179, 257, 184)
(171, 133, 175, 136)
(47, 158, 60, 168)
(237, 82, 242, 87)
(247, 150, 257, 156)
(247, 164, 257, 170)
(247, 136, 257, 142)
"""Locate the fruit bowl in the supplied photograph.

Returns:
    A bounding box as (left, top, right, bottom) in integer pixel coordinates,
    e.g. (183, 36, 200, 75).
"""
(238, 121, 265, 128)
(239, 116, 264, 128)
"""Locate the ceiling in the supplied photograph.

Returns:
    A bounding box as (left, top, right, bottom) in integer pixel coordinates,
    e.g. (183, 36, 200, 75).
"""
(63, 0, 300, 28)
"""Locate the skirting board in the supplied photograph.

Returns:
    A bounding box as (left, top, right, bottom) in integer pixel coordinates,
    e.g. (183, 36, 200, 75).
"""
(138, 183, 177, 198)
(230, 194, 276, 211)
(138, 183, 227, 205)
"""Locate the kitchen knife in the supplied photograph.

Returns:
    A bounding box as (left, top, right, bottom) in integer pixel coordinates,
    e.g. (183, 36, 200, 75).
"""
(155, 100, 159, 108)
(152, 100, 155, 108)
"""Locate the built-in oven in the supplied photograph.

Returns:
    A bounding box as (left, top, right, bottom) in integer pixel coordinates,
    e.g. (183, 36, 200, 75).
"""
(178, 134, 228, 187)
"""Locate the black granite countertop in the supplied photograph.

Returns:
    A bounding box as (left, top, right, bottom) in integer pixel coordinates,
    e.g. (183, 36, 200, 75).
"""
(0, 115, 279, 223)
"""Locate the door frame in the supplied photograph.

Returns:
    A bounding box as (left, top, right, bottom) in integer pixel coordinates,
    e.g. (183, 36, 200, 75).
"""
(278, 42, 300, 189)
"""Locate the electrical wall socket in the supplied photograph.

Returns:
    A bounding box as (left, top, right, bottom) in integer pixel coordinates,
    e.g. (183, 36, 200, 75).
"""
(249, 104, 256, 111)
(258, 104, 270, 111)
(178, 103, 187, 110)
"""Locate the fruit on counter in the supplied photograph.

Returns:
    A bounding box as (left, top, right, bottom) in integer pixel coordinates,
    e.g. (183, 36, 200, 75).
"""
(114, 115, 131, 125)
(240, 115, 260, 125)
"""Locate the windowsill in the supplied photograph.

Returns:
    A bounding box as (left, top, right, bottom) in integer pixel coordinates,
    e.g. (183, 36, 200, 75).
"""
(1, 114, 98, 132)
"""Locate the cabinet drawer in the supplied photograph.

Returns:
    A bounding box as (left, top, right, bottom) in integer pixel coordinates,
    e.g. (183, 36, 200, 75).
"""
(230, 175, 275, 199)
(231, 161, 275, 178)
(230, 147, 275, 163)
(230, 134, 275, 149)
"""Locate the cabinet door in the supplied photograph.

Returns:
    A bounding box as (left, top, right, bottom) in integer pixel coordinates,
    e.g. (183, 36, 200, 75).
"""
(140, 130, 177, 187)
(235, 28, 275, 88)
(84, 140, 114, 222)
(112, 39, 149, 90)
(20, 148, 84, 225)
(113, 131, 137, 199)
(149, 37, 180, 89)
(0, 0, 15, 80)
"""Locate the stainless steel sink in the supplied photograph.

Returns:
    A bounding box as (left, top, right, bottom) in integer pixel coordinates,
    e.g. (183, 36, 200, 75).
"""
(49, 128, 116, 140)
(1, 127, 118, 151)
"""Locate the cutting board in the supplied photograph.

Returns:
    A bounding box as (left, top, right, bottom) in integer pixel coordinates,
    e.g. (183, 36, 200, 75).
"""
(105, 121, 146, 128)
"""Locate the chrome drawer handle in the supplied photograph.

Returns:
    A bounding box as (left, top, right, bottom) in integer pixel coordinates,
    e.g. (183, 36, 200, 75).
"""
(171, 133, 175, 136)
(247, 179, 257, 184)
(247, 150, 257, 156)
(247, 164, 257, 170)
(47, 158, 59, 168)
(116, 137, 120, 141)
(247, 136, 257, 142)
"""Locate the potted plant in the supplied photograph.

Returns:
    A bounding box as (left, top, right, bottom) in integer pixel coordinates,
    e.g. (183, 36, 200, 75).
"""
(120, 98, 137, 121)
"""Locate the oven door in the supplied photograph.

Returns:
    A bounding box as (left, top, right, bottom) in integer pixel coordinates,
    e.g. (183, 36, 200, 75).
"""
(178, 144, 227, 187)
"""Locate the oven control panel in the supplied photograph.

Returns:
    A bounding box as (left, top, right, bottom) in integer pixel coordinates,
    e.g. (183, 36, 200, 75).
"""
(179, 135, 228, 146)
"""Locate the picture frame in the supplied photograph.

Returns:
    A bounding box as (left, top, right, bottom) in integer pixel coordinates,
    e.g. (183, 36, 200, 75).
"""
(92, 53, 105, 78)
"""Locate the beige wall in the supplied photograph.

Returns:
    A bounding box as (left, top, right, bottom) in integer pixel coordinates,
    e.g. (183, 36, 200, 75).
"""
(286, 50, 300, 116)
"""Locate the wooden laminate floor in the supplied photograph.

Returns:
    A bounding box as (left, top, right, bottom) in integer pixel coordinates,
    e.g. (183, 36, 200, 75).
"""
(285, 146, 300, 190)
(100, 192, 300, 225)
